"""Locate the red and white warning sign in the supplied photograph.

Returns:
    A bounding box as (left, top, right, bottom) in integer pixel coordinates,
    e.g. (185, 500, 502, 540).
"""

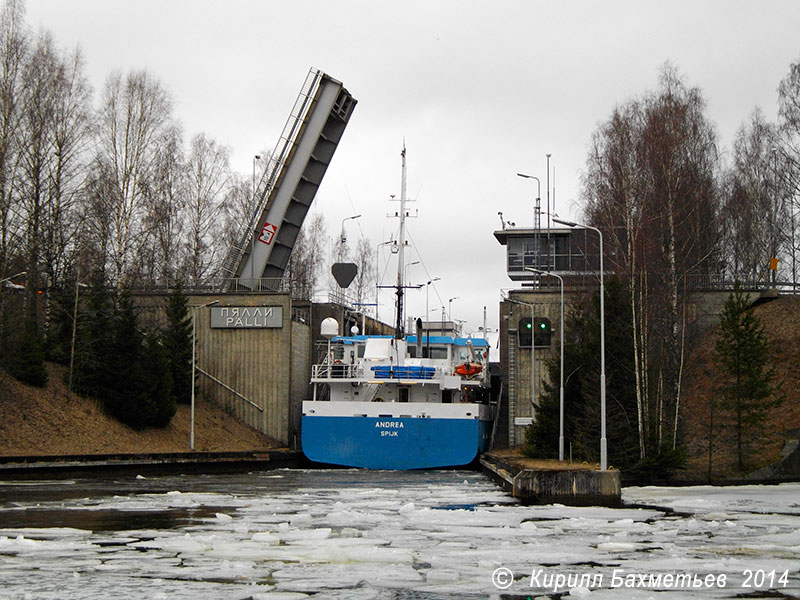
(258, 221, 278, 245)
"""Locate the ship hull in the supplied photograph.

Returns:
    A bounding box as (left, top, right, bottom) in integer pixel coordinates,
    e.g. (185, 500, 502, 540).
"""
(301, 414, 491, 470)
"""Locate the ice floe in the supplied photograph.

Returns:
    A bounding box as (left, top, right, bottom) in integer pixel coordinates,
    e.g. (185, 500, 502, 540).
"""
(0, 472, 797, 598)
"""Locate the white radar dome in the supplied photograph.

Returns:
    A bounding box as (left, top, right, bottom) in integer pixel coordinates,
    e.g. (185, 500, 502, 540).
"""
(320, 317, 339, 339)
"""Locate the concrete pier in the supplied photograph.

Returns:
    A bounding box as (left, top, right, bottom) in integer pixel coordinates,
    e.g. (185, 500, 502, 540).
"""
(481, 451, 621, 506)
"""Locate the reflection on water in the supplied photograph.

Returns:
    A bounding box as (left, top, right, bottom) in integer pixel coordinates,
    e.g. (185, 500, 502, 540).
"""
(0, 507, 220, 531)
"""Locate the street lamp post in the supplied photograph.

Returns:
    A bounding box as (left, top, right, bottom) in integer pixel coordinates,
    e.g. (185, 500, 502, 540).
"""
(526, 267, 565, 461)
(553, 217, 606, 470)
(191, 299, 219, 450)
(516, 172, 541, 203)
(338, 214, 362, 261)
(425, 277, 440, 324)
(448, 296, 459, 322)
(375, 239, 394, 324)
(546, 154, 552, 267)
(250, 155, 262, 288)
(404, 260, 420, 284)
(68, 281, 89, 401)
(0, 271, 26, 286)
(517, 172, 544, 271)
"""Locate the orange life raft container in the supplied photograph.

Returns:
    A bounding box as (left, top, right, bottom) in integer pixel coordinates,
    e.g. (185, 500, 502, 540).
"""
(454, 362, 483, 377)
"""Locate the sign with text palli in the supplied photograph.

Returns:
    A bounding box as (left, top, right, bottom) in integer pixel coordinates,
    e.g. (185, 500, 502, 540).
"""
(210, 306, 283, 329)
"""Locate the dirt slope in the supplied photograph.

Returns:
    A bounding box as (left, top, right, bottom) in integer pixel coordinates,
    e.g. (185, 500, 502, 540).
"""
(681, 295, 800, 480)
(0, 363, 279, 456)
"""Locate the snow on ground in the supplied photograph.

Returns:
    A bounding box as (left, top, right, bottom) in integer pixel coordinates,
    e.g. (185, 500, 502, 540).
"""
(0, 471, 798, 599)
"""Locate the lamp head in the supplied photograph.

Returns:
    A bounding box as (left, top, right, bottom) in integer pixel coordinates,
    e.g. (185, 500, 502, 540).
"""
(552, 217, 577, 227)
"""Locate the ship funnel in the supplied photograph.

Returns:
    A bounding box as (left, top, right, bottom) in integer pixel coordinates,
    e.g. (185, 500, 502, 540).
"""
(415, 318, 423, 357)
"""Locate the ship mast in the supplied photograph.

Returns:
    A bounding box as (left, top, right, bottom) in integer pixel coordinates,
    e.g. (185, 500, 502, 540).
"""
(395, 146, 408, 339)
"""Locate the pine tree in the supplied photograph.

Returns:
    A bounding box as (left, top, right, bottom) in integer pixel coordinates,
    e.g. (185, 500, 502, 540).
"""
(162, 283, 192, 404)
(714, 286, 778, 471)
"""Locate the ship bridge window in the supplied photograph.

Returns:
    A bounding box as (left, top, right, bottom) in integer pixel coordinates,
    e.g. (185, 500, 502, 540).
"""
(407, 346, 448, 359)
(429, 347, 448, 360)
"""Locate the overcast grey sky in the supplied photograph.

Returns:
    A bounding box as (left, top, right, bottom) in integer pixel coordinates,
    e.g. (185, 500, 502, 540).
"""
(24, 0, 800, 339)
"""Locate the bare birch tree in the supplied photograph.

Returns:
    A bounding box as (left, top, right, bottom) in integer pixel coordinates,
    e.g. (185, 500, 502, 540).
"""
(18, 31, 61, 310)
(584, 101, 650, 458)
(777, 57, 800, 285)
(639, 65, 720, 450)
(139, 123, 184, 285)
(0, 0, 26, 278)
(182, 132, 230, 286)
(220, 171, 250, 252)
(92, 69, 172, 288)
(721, 109, 782, 279)
(42, 45, 91, 287)
(284, 212, 327, 300)
(352, 236, 374, 305)
(582, 64, 721, 458)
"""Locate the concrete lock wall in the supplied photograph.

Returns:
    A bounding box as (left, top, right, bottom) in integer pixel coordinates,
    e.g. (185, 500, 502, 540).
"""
(499, 291, 564, 448)
(496, 285, 770, 450)
(290, 319, 311, 448)
(134, 292, 308, 446)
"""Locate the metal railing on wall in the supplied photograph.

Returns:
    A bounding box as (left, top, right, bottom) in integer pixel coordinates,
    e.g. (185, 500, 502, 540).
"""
(684, 274, 800, 293)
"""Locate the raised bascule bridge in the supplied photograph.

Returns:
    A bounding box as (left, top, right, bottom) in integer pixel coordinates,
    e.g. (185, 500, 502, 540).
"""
(220, 68, 357, 291)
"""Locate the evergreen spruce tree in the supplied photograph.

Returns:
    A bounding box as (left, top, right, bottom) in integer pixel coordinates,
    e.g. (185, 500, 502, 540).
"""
(105, 292, 145, 427)
(0, 303, 8, 367)
(73, 279, 177, 429)
(140, 333, 176, 427)
(523, 277, 640, 470)
(163, 283, 193, 404)
(44, 280, 77, 365)
(714, 286, 778, 471)
(8, 314, 48, 387)
(73, 269, 114, 398)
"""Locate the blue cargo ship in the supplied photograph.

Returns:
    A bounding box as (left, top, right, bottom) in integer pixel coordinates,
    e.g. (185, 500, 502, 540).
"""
(301, 146, 494, 469)
(302, 333, 493, 469)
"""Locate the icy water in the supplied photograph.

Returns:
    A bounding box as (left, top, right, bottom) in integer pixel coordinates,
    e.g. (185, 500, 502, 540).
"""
(0, 470, 798, 599)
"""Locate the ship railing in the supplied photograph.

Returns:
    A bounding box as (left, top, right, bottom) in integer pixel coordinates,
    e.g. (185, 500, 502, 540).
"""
(310, 361, 489, 383)
(311, 363, 361, 380)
